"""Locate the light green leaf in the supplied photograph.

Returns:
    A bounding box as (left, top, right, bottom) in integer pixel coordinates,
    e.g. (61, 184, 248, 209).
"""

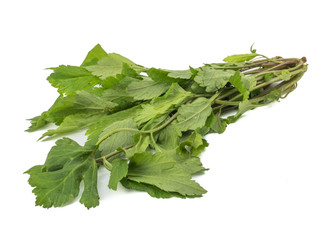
(229, 71, 257, 100)
(40, 112, 105, 140)
(190, 82, 207, 94)
(264, 72, 274, 80)
(81, 44, 108, 67)
(28, 88, 118, 134)
(74, 90, 118, 111)
(127, 77, 170, 100)
(25, 138, 99, 209)
(98, 119, 138, 156)
(175, 97, 212, 132)
(84, 53, 144, 79)
(175, 156, 207, 175)
(223, 53, 258, 63)
(134, 83, 192, 125)
(108, 159, 128, 190)
(194, 67, 235, 92)
(167, 69, 193, 79)
(47, 65, 101, 95)
(127, 152, 207, 196)
(26, 112, 49, 132)
(279, 70, 291, 81)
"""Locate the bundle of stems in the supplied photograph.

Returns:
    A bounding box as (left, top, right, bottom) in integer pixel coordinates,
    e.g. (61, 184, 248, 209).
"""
(211, 56, 307, 114)
(25, 44, 308, 208)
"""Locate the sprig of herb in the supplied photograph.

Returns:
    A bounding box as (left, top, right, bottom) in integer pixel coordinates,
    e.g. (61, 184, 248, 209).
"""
(25, 44, 307, 208)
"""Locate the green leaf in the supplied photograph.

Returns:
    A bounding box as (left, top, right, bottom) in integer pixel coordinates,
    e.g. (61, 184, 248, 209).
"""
(124, 134, 150, 159)
(227, 99, 255, 124)
(120, 178, 186, 199)
(189, 82, 207, 94)
(147, 68, 188, 83)
(229, 71, 256, 100)
(81, 44, 108, 67)
(108, 159, 128, 190)
(127, 77, 170, 100)
(156, 123, 182, 150)
(208, 112, 227, 134)
(127, 152, 207, 196)
(98, 119, 138, 156)
(194, 67, 235, 92)
(264, 72, 274, 81)
(134, 83, 192, 125)
(175, 97, 212, 132)
(178, 131, 209, 157)
(175, 156, 207, 175)
(73, 90, 118, 111)
(29, 88, 119, 135)
(25, 138, 99, 209)
(80, 157, 100, 209)
(265, 89, 282, 102)
(47, 65, 101, 95)
(84, 53, 144, 80)
(279, 70, 291, 81)
(152, 125, 207, 175)
(26, 112, 49, 132)
(223, 53, 258, 63)
(44, 137, 92, 171)
(85, 105, 142, 147)
(40, 112, 105, 140)
(167, 69, 193, 79)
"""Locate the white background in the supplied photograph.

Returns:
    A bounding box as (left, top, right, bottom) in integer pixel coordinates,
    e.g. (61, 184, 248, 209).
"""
(1, 0, 319, 239)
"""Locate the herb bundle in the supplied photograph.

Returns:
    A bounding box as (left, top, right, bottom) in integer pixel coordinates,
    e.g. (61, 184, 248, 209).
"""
(25, 44, 307, 208)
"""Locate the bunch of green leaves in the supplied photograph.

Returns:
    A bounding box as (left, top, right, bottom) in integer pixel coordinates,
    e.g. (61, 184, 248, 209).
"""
(25, 44, 307, 208)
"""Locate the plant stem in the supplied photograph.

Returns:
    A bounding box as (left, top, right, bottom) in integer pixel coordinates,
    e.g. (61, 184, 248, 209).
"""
(140, 112, 179, 134)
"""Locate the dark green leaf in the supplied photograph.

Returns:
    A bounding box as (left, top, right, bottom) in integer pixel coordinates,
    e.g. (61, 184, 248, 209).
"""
(25, 138, 99, 209)
(120, 178, 187, 199)
(177, 132, 209, 157)
(175, 97, 212, 132)
(147, 68, 188, 83)
(108, 159, 128, 190)
(127, 152, 207, 196)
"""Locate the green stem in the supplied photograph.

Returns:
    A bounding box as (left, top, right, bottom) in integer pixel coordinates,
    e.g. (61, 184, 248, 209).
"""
(140, 112, 179, 134)
(96, 144, 134, 163)
(102, 157, 112, 171)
